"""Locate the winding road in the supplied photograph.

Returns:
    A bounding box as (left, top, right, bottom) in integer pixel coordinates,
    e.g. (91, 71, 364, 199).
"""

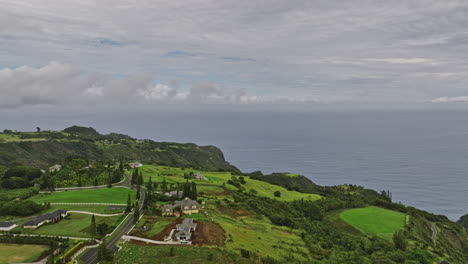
(429, 222, 438, 245)
(79, 174, 146, 264)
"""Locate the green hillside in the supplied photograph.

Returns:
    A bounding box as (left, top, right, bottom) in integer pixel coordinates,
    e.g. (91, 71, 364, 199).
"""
(0, 127, 239, 173)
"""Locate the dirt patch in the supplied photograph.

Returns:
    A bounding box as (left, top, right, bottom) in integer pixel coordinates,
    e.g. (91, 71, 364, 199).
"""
(192, 221, 226, 246)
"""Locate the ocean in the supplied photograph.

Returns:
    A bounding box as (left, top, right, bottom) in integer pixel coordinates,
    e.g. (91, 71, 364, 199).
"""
(1, 107, 467, 220)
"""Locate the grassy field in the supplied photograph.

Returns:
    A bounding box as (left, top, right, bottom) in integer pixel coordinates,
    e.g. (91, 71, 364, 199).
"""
(114, 244, 250, 264)
(207, 202, 311, 262)
(141, 165, 321, 202)
(0, 243, 48, 264)
(0, 133, 47, 142)
(339, 206, 406, 238)
(29, 187, 136, 204)
(23, 212, 123, 238)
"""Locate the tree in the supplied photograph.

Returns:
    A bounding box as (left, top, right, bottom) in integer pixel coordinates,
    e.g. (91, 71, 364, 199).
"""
(147, 176, 153, 193)
(90, 214, 97, 236)
(125, 194, 132, 213)
(97, 222, 110, 236)
(131, 168, 139, 185)
(118, 160, 124, 173)
(393, 231, 407, 251)
(162, 178, 168, 192)
(138, 172, 144, 185)
(133, 203, 140, 223)
(97, 239, 113, 262)
(191, 181, 197, 200)
(36, 127, 41, 133)
(136, 186, 141, 200)
(169, 247, 175, 256)
(274, 191, 281, 197)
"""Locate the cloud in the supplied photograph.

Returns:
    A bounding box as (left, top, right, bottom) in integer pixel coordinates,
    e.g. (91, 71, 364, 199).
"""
(431, 96, 468, 103)
(2, 1, 468, 104)
(0, 62, 318, 108)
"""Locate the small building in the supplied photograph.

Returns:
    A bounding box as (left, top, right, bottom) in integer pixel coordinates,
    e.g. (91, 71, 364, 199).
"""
(164, 190, 184, 199)
(49, 165, 62, 173)
(162, 197, 201, 216)
(0, 222, 17, 231)
(193, 173, 208, 181)
(129, 162, 143, 168)
(24, 210, 68, 229)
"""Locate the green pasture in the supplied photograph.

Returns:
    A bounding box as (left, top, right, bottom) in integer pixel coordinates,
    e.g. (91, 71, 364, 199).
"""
(23, 212, 123, 238)
(0, 243, 48, 264)
(29, 187, 136, 204)
(339, 206, 406, 239)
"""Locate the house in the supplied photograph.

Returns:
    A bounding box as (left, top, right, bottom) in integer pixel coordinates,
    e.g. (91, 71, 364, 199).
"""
(176, 218, 197, 232)
(193, 173, 208, 181)
(23, 210, 68, 229)
(129, 162, 143, 168)
(162, 197, 201, 216)
(175, 228, 192, 242)
(0, 221, 17, 231)
(49, 164, 62, 173)
(175, 218, 196, 242)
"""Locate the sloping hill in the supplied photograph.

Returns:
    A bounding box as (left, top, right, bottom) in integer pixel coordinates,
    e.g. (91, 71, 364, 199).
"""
(0, 127, 239, 173)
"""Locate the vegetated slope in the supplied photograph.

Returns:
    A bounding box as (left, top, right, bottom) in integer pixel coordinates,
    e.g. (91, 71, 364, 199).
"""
(457, 213, 468, 228)
(0, 127, 239, 173)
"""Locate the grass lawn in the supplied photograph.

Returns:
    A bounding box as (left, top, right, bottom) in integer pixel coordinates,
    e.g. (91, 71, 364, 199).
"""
(49, 204, 126, 214)
(131, 216, 174, 237)
(339, 206, 406, 238)
(0, 243, 48, 264)
(23, 212, 123, 238)
(29, 187, 136, 204)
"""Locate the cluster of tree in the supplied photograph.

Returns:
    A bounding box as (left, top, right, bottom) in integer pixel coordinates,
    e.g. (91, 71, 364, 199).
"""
(0, 199, 48, 216)
(0, 187, 39, 201)
(227, 176, 246, 189)
(1, 165, 42, 189)
(131, 168, 144, 185)
(40, 159, 124, 189)
(89, 215, 112, 238)
(182, 181, 197, 200)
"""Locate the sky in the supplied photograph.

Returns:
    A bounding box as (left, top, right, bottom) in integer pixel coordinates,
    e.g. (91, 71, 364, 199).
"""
(2, 0, 468, 108)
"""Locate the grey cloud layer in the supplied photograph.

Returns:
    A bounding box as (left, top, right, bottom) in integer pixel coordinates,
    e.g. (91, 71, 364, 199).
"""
(2, 0, 468, 105)
(0, 62, 295, 108)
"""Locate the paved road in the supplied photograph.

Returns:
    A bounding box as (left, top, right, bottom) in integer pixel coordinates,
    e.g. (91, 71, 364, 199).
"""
(80, 182, 146, 264)
(430, 222, 438, 245)
(122, 235, 189, 245)
(50, 202, 126, 206)
(68, 211, 124, 217)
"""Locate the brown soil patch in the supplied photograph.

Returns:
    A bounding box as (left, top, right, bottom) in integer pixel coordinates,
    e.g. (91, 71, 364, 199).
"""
(129, 219, 226, 247)
(192, 221, 226, 246)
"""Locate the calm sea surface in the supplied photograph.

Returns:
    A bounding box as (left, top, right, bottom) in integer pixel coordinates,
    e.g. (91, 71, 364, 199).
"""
(2, 108, 467, 220)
